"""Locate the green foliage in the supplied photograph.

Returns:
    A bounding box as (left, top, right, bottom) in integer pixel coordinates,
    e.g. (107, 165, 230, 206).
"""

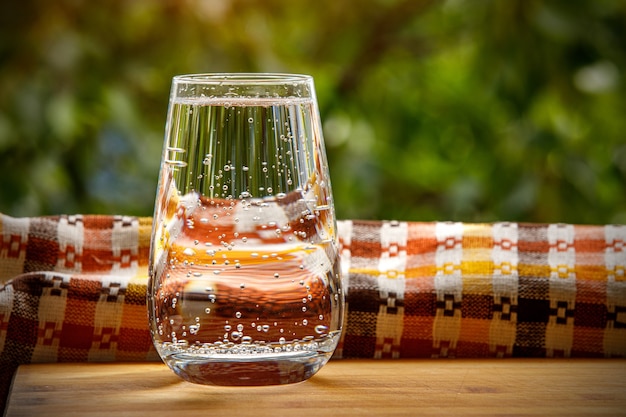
(1, 0, 625, 223)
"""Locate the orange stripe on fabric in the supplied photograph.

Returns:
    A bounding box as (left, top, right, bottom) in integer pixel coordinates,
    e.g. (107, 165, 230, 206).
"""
(406, 222, 438, 255)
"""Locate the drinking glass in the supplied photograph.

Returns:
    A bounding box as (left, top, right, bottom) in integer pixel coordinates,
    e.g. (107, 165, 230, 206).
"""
(147, 73, 344, 386)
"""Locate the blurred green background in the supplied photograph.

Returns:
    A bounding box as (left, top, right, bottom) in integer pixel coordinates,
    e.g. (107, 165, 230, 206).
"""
(1, 0, 625, 224)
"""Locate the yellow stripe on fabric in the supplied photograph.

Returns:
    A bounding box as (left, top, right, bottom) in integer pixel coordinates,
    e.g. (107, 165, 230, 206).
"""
(405, 265, 438, 278)
(349, 266, 444, 279)
(518, 264, 552, 278)
(348, 267, 384, 277)
(460, 260, 496, 276)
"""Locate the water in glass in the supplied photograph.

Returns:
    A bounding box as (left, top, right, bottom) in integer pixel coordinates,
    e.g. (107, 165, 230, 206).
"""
(148, 74, 344, 386)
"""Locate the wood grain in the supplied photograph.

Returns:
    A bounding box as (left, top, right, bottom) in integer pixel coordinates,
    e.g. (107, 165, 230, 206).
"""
(5, 359, 626, 417)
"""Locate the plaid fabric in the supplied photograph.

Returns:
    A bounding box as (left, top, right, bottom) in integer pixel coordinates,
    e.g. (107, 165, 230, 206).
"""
(1, 214, 625, 411)
(336, 221, 625, 359)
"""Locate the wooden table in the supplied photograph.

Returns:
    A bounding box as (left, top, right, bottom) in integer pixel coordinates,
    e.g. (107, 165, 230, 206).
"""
(5, 359, 626, 416)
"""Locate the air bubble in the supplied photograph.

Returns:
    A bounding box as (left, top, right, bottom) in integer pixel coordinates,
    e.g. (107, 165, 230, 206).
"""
(279, 337, 286, 345)
(183, 248, 196, 256)
(235, 311, 242, 319)
(315, 325, 328, 334)
(237, 324, 244, 332)
(302, 319, 308, 326)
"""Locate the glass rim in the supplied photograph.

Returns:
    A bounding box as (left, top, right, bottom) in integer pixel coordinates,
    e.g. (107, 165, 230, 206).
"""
(173, 73, 313, 85)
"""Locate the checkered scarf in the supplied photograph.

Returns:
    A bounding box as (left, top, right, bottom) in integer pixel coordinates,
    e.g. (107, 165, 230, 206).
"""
(1, 214, 625, 411)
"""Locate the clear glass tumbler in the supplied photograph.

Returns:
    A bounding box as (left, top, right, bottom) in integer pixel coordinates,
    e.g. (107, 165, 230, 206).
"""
(147, 73, 344, 386)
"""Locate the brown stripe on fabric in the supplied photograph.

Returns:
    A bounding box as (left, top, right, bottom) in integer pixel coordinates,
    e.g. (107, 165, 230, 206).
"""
(24, 218, 60, 273)
(573, 301, 607, 328)
(118, 323, 154, 354)
(349, 241, 382, 259)
(66, 278, 102, 303)
(461, 293, 494, 319)
(574, 278, 607, 305)
(82, 216, 115, 230)
(350, 220, 385, 238)
(124, 282, 148, 306)
(346, 274, 381, 314)
(399, 336, 434, 357)
(404, 286, 437, 316)
(513, 322, 547, 357)
(342, 334, 376, 358)
(457, 340, 492, 358)
(401, 315, 434, 340)
(344, 310, 378, 338)
(0, 274, 46, 409)
(571, 326, 606, 357)
(517, 285, 551, 323)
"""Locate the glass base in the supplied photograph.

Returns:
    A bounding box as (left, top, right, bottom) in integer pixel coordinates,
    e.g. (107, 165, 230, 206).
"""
(163, 351, 332, 386)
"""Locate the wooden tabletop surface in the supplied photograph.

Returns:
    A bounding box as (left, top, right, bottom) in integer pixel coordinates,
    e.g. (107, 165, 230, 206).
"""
(5, 359, 626, 417)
